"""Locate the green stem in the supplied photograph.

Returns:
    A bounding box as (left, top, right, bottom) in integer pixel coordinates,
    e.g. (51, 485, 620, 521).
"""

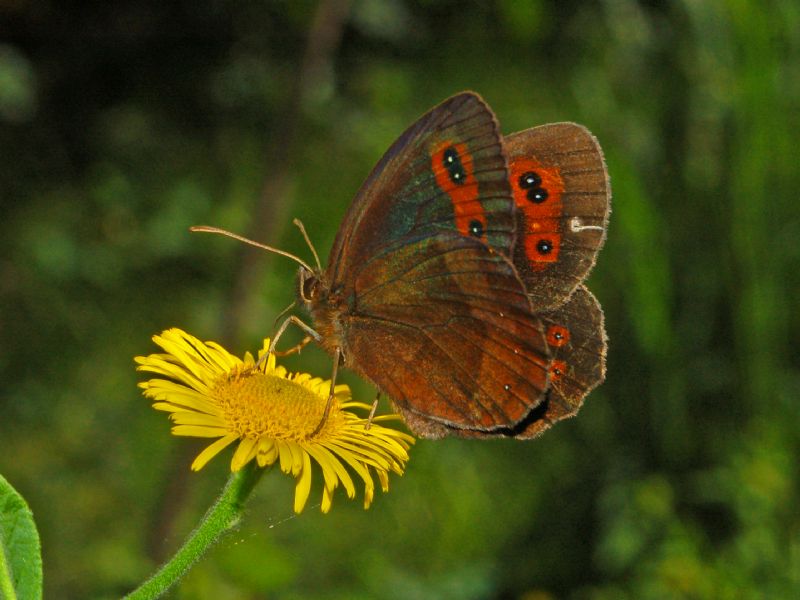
(125, 464, 264, 600)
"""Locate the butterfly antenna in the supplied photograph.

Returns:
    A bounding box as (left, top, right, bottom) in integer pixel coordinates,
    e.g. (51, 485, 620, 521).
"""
(292, 218, 322, 272)
(189, 226, 315, 272)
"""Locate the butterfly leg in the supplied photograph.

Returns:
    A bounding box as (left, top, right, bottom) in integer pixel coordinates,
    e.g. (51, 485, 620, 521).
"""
(364, 392, 380, 430)
(258, 316, 321, 368)
(272, 300, 297, 330)
(310, 346, 341, 437)
(273, 335, 313, 357)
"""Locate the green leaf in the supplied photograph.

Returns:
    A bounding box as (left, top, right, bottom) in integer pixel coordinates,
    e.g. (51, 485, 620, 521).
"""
(0, 474, 42, 600)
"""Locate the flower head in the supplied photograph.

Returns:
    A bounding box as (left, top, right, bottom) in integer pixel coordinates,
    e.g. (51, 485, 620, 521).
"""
(135, 328, 414, 513)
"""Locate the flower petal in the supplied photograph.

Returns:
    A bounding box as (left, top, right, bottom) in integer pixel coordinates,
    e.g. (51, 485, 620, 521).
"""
(172, 425, 228, 437)
(231, 436, 258, 471)
(170, 412, 227, 428)
(304, 445, 339, 496)
(287, 442, 304, 476)
(294, 451, 313, 513)
(322, 441, 375, 502)
(274, 441, 292, 474)
(191, 435, 239, 471)
(257, 438, 278, 467)
(306, 444, 355, 499)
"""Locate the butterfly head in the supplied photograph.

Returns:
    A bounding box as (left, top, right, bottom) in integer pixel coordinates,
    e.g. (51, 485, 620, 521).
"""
(296, 265, 346, 354)
(296, 265, 327, 308)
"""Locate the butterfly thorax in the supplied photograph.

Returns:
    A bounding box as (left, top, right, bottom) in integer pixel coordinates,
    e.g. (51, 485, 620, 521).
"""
(296, 266, 348, 356)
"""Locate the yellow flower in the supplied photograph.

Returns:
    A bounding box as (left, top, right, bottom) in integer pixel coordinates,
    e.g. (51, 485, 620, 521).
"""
(135, 328, 414, 513)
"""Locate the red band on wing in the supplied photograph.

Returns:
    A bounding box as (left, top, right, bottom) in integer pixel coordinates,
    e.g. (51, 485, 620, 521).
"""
(509, 157, 564, 271)
(431, 141, 487, 240)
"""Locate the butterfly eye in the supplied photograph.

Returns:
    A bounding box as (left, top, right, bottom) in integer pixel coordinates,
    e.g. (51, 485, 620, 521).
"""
(298, 270, 319, 303)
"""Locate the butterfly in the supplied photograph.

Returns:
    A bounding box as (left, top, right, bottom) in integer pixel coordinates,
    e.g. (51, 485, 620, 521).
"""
(197, 92, 610, 439)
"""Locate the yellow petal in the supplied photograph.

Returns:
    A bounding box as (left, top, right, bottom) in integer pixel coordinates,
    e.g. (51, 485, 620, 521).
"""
(287, 442, 304, 476)
(276, 441, 293, 474)
(321, 483, 333, 514)
(172, 425, 228, 437)
(323, 442, 375, 502)
(293, 451, 312, 513)
(231, 437, 257, 471)
(306, 445, 354, 499)
(170, 412, 227, 427)
(257, 439, 279, 466)
(191, 435, 238, 471)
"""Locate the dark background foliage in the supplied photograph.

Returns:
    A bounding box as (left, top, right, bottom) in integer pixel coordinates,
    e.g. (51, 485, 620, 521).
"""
(1, 1, 798, 598)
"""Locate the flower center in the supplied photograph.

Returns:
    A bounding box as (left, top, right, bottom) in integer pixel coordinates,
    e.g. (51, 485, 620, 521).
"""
(213, 370, 342, 441)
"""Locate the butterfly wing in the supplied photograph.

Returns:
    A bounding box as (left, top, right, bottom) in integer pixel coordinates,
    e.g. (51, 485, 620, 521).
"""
(319, 92, 551, 437)
(345, 238, 551, 437)
(328, 92, 516, 281)
(505, 123, 610, 311)
(515, 285, 606, 438)
(450, 285, 606, 439)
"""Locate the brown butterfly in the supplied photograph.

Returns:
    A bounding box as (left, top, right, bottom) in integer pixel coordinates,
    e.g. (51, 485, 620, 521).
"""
(196, 92, 609, 439)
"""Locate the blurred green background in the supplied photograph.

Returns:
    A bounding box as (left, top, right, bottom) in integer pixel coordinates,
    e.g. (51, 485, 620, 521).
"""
(1, 1, 799, 598)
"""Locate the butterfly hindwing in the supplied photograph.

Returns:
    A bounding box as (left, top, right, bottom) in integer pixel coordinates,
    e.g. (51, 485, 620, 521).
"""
(516, 285, 606, 438)
(505, 123, 610, 310)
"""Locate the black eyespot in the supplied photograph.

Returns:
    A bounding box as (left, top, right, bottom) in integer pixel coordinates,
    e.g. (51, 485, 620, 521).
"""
(554, 331, 563, 340)
(469, 219, 484, 238)
(536, 239, 553, 254)
(527, 187, 548, 203)
(519, 171, 541, 189)
(442, 146, 466, 185)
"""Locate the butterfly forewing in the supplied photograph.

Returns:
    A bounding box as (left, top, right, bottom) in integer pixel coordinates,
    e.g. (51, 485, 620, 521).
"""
(505, 123, 610, 311)
(328, 93, 517, 284)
